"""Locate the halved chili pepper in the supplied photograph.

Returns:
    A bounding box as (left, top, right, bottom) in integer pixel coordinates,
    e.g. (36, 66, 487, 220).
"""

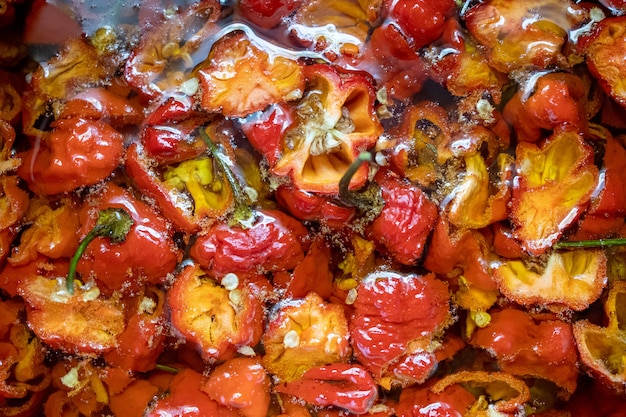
(18, 274, 126, 355)
(262, 292, 352, 382)
(168, 263, 264, 362)
(274, 363, 378, 415)
(198, 30, 305, 118)
(271, 64, 382, 194)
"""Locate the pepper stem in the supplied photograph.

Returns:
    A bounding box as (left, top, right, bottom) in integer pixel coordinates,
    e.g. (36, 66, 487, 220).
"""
(338, 152, 384, 221)
(66, 208, 134, 294)
(199, 128, 255, 227)
(554, 238, 626, 250)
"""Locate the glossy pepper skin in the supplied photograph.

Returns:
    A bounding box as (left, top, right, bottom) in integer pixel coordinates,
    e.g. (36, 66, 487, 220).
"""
(145, 368, 240, 417)
(190, 208, 309, 276)
(274, 363, 378, 415)
(350, 270, 451, 389)
(75, 182, 181, 295)
(16, 118, 124, 195)
(201, 356, 271, 417)
(470, 308, 579, 395)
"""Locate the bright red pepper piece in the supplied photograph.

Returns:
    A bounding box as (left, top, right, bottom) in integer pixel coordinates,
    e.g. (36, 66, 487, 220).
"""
(16, 118, 124, 195)
(190, 208, 309, 276)
(75, 183, 181, 295)
(202, 356, 271, 417)
(274, 363, 378, 415)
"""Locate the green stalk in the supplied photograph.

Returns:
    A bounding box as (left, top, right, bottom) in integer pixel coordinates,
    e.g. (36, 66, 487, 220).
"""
(66, 208, 134, 294)
(554, 238, 626, 250)
(199, 128, 254, 227)
(338, 152, 384, 221)
(155, 364, 180, 374)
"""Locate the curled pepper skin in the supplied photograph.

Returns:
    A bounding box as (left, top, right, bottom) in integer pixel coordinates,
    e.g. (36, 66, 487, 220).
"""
(16, 118, 125, 195)
(574, 281, 626, 395)
(58, 87, 143, 128)
(190, 208, 309, 276)
(272, 64, 383, 194)
(350, 270, 451, 389)
(580, 15, 626, 109)
(168, 263, 264, 362)
(274, 363, 378, 415)
(75, 183, 181, 295)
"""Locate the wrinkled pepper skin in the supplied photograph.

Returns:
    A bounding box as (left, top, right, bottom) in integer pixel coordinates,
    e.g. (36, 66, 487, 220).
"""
(350, 270, 451, 388)
(368, 168, 438, 266)
(190, 208, 309, 276)
(75, 183, 181, 295)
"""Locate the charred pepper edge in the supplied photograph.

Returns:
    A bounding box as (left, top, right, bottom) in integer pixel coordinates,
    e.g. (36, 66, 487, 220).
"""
(66, 208, 134, 294)
(198, 127, 255, 228)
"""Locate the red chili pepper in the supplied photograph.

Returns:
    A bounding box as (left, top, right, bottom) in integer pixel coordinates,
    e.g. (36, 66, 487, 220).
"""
(16, 117, 125, 195)
(502, 72, 588, 143)
(145, 368, 240, 417)
(350, 270, 451, 388)
(274, 184, 356, 229)
(75, 182, 181, 295)
(239, 0, 302, 28)
(367, 168, 438, 266)
(388, 0, 455, 50)
(201, 356, 271, 417)
(470, 308, 579, 395)
(141, 95, 210, 165)
(191, 207, 309, 276)
(394, 382, 475, 417)
(240, 102, 294, 167)
(274, 363, 378, 415)
(58, 87, 143, 128)
(103, 288, 167, 372)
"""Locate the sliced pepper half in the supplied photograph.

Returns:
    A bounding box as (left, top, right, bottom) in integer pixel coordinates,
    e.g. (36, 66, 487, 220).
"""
(272, 64, 382, 194)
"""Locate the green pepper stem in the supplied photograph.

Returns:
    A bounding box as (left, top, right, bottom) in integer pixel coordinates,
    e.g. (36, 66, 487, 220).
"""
(338, 152, 384, 221)
(554, 238, 626, 250)
(155, 364, 180, 374)
(199, 128, 254, 227)
(66, 208, 134, 294)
